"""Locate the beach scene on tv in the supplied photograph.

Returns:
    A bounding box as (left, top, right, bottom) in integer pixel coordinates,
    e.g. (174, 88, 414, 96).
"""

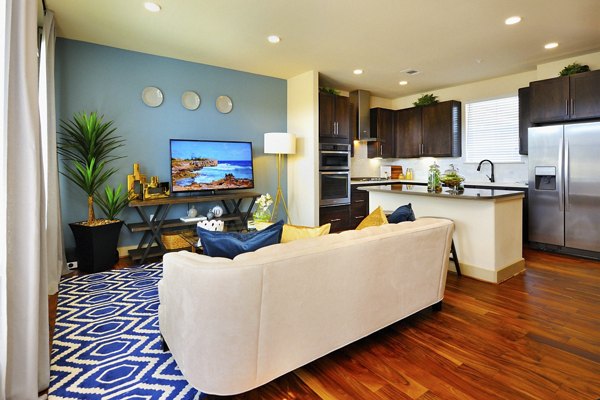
(171, 140, 254, 192)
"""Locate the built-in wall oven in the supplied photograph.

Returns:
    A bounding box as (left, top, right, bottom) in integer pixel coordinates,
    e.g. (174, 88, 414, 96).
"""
(319, 143, 351, 170)
(319, 143, 351, 206)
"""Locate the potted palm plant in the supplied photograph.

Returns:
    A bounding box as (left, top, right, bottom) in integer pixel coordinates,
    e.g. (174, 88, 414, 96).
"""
(58, 111, 127, 273)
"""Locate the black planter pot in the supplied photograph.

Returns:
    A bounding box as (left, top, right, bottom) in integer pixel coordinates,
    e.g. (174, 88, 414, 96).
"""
(69, 220, 123, 273)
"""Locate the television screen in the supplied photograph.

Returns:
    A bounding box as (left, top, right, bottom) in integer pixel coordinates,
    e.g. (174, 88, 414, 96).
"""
(170, 139, 255, 193)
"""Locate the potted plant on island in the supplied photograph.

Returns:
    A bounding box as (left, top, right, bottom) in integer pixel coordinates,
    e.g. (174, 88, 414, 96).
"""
(58, 111, 128, 273)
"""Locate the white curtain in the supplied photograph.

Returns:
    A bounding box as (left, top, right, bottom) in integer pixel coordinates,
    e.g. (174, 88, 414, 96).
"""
(39, 10, 66, 295)
(0, 0, 50, 398)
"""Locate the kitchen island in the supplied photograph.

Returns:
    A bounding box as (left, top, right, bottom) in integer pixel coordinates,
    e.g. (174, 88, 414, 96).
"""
(360, 184, 525, 283)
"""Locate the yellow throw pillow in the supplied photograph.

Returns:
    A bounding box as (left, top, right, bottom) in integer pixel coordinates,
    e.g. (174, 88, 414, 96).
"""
(281, 223, 331, 243)
(356, 206, 389, 230)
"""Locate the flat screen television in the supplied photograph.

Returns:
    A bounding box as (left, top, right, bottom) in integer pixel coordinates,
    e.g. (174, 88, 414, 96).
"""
(170, 139, 255, 193)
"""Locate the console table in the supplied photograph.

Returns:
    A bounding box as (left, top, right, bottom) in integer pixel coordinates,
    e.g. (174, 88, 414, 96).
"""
(126, 191, 260, 264)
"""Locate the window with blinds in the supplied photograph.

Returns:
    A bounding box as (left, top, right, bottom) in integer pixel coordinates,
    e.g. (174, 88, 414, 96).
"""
(465, 96, 522, 163)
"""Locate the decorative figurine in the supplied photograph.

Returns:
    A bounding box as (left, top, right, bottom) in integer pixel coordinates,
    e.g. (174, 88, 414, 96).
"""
(187, 205, 198, 218)
(211, 205, 223, 217)
(142, 176, 170, 200)
(127, 163, 147, 200)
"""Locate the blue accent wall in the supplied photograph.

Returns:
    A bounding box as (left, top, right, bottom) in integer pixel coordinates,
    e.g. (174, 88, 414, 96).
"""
(55, 39, 287, 252)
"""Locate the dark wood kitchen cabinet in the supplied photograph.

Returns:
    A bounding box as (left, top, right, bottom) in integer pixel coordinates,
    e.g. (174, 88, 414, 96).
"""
(319, 205, 350, 233)
(519, 87, 531, 155)
(394, 100, 461, 158)
(394, 107, 422, 158)
(349, 186, 369, 229)
(367, 108, 395, 158)
(319, 92, 350, 142)
(529, 70, 600, 123)
(422, 100, 461, 157)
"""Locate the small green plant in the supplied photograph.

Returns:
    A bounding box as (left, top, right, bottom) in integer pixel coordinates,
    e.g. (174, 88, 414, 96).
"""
(559, 62, 590, 76)
(319, 86, 340, 95)
(96, 184, 131, 221)
(413, 93, 439, 107)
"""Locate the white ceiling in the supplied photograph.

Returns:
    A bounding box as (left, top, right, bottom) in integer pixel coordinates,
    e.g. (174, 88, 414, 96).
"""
(44, 0, 600, 98)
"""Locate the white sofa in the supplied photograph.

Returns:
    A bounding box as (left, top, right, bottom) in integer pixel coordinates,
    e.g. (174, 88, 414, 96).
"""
(158, 217, 454, 395)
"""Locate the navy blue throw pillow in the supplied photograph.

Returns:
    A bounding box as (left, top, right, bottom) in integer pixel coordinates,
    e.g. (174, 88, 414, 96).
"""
(387, 203, 416, 223)
(197, 220, 284, 259)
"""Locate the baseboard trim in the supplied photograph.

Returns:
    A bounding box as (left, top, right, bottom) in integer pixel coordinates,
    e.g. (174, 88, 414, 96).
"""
(452, 258, 525, 283)
(496, 259, 526, 283)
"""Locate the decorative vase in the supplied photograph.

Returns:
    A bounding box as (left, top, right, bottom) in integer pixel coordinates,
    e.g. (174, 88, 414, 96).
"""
(253, 208, 271, 222)
(211, 205, 223, 217)
(187, 205, 198, 218)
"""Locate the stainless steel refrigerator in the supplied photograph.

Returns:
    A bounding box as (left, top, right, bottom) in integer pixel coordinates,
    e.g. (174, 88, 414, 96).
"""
(528, 122, 600, 257)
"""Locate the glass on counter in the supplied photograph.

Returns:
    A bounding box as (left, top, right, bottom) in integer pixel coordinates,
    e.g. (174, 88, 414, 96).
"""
(427, 162, 442, 192)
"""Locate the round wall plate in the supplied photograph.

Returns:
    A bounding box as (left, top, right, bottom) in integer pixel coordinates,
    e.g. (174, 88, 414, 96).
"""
(182, 91, 201, 110)
(141, 86, 164, 107)
(215, 95, 233, 113)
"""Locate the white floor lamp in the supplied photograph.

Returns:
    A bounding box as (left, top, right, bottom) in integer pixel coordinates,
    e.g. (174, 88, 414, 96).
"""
(264, 132, 296, 223)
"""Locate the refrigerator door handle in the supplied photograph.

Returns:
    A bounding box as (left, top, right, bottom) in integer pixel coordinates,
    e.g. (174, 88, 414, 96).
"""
(558, 136, 564, 211)
(564, 138, 570, 211)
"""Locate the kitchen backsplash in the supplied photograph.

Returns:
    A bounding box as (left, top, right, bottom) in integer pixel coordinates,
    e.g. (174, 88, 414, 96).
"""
(351, 142, 529, 183)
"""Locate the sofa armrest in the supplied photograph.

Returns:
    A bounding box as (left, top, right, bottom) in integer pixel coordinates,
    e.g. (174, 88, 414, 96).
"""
(159, 251, 264, 395)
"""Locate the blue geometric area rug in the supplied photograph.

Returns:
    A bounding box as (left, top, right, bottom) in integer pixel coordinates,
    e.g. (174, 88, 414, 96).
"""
(49, 262, 205, 399)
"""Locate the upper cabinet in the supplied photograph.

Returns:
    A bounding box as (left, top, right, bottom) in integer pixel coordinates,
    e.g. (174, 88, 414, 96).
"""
(529, 70, 600, 123)
(395, 100, 461, 158)
(368, 108, 395, 158)
(518, 87, 531, 155)
(422, 100, 461, 157)
(394, 107, 422, 158)
(319, 92, 350, 142)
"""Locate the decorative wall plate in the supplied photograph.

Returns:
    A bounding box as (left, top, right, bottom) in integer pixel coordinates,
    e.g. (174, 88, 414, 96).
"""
(215, 95, 233, 113)
(141, 86, 164, 107)
(182, 91, 201, 110)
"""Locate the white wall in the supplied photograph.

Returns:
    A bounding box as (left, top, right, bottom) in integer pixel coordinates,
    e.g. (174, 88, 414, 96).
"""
(287, 71, 319, 226)
(536, 50, 600, 80)
(352, 50, 600, 183)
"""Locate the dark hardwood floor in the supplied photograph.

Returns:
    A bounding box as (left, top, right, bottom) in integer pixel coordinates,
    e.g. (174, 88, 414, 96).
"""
(49, 248, 600, 399)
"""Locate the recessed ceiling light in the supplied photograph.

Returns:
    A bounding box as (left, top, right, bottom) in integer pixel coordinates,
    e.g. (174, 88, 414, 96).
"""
(353, 69, 364, 75)
(267, 35, 281, 44)
(544, 42, 559, 49)
(399, 80, 408, 86)
(505, 16, 521, 25)
(144, 2, 161, 12)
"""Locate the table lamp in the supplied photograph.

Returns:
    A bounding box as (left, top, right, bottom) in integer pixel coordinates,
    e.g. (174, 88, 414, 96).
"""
(264, 132, 296, 223)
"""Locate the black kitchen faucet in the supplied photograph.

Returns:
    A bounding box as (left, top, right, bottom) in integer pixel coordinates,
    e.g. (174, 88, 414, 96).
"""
(477, 159, 495, 183)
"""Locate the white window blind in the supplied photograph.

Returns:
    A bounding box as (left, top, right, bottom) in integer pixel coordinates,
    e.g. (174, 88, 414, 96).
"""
(465, 96, 521, 163)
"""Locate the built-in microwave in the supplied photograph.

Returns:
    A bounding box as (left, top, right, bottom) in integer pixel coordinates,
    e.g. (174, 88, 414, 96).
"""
(319, 171, 351, 206)
(319, 143, 351, 171)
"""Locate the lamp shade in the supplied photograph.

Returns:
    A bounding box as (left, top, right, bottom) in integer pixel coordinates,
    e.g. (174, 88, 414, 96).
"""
(264, 132, 296, 155)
